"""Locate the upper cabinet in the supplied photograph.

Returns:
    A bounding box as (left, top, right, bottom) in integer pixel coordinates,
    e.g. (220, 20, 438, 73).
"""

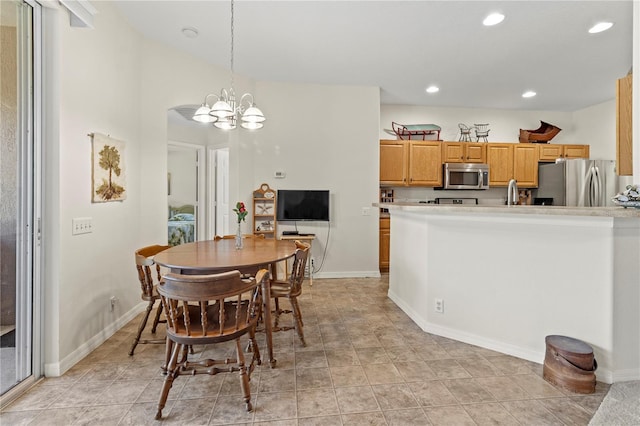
(380, 140, 442, 187)
(513, 144, 539, 187)
(382, 140, 588, 188)
(380, 140, 408, 185)
(408, 142, 442, 186)
(442, 142, 486, 163)
(616, 73, 633, 176)
(487, 143, 538, 187)
(486, 144, 514, 186)
(539, 144, 590, 162)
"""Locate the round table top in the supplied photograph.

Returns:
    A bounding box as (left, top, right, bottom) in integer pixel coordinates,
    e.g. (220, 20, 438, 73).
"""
(154, 238, 297, 273)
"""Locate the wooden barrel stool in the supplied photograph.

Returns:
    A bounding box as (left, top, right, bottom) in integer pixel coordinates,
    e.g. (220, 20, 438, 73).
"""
(543, 335, 597, 394)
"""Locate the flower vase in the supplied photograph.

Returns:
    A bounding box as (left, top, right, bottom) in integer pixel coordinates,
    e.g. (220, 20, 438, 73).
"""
(235, 223, 243, 249)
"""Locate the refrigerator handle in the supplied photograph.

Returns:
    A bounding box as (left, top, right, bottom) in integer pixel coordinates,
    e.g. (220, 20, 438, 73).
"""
(593, 166, 601, 206)
(579, 166, 592, 207)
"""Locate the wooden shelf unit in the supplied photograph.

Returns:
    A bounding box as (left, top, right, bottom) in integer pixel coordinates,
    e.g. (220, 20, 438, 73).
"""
(253, 183, 277, 239)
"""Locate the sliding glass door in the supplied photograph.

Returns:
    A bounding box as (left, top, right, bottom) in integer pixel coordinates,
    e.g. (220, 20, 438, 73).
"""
(0, 0, 41, 398)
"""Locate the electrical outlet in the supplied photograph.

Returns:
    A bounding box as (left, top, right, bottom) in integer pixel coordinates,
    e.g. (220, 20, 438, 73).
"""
(110, 296, 118, 312)
(435, 298, 444, 313)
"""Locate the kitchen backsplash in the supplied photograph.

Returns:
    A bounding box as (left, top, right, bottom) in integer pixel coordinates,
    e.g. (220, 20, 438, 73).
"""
(391, 186, 508, 206)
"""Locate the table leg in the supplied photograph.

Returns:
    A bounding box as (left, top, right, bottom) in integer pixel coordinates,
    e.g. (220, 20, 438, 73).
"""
(261, 273, 276, 368)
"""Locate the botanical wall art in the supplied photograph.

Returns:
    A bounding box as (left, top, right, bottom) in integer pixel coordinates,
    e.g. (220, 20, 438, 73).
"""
(91, 132, 127, 202)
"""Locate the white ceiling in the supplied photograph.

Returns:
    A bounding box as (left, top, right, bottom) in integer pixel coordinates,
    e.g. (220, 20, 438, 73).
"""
(113, 1, 633, 112)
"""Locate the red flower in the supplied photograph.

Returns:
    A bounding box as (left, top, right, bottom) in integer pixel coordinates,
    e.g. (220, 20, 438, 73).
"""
(233, 202, 248, 223)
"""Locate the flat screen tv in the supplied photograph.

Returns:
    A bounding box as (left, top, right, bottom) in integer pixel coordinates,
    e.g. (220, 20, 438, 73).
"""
(276, 190, 330, 222)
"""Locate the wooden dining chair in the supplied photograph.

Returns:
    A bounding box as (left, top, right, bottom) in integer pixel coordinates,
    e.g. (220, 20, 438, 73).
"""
(154, 269, 267, 420)
(129, 244, 170, 356)
(270, 241, 310, 346)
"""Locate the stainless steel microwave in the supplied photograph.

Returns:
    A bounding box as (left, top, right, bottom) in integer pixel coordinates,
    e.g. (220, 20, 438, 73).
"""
(442, 163, 490, 190)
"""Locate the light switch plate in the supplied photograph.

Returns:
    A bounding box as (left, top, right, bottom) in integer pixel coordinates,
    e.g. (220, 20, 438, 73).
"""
(72, 217, 93, 235)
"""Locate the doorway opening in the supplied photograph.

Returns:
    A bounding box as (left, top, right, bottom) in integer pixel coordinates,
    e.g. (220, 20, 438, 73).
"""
(167, 106, 230, 242)
(1, 0, 43, 405)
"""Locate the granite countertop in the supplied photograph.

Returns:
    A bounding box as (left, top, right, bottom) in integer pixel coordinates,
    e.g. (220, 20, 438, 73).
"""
(373, 202, 640, 218)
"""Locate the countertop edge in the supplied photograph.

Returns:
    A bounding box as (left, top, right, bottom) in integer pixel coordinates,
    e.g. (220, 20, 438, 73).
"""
(373, 202, 640, 218)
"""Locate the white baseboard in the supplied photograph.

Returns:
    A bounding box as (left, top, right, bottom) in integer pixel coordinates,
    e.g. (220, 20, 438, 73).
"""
(313, 270, 381, 279)
(388, 288, 624, 385)
(611, 369, 640, 382)
(44, 302, 146, 377)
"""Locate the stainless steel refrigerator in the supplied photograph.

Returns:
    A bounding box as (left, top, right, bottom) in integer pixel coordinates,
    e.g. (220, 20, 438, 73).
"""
(534, 159, 621, 207)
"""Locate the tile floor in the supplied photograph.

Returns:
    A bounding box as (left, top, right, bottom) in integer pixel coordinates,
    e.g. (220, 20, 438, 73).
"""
(1, 275, 610, 425)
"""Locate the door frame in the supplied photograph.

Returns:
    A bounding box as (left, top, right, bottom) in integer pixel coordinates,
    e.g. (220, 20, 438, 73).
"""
(208, 147, 230, 238)
(167, 141, 206, 241)
(0, 0, 43, 408)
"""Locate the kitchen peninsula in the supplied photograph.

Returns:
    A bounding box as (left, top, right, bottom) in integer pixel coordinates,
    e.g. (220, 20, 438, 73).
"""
(375, 202, 640, 384)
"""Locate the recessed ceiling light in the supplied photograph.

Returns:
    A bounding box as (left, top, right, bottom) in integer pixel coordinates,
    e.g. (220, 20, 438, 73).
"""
(588, 22, 613, 34)
(426, 86, 439, 94)
(483, 13, 505, 26)
(181, 27, 199, 39)
(522, 91, 536, 98)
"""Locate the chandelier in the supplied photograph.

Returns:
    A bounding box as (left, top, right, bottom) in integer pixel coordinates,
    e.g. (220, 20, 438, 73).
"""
(193, 0, 265, 130)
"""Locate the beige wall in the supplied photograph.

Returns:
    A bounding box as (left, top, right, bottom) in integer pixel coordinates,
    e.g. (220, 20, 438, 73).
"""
(42, 0, 639, 376)
(381, 103, 617, 158)
(44, 1, 379, 374)
(45, 2, 143, 374)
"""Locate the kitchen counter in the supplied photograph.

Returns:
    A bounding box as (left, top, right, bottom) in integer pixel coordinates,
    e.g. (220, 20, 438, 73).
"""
(377, 202, 640, 384)
(374, 202, 640, 218)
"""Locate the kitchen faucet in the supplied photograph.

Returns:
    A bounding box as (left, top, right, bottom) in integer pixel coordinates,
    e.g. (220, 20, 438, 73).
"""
(507, 179, 518, 205)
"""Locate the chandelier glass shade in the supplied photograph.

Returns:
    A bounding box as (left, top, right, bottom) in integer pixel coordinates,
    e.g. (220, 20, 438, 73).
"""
(192, 0, 265, 130)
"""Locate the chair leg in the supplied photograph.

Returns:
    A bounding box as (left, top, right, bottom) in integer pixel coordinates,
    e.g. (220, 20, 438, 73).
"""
(156, 341, 182, 420)
(129, 299, 154, 356)
(161, 338, 174, 374)
(290, 297, 306, 347)
(249, 327, 261, 367)
(235, 339, 252, 412)
(151, 300, 163, 333)
(273, 297, 281, 328)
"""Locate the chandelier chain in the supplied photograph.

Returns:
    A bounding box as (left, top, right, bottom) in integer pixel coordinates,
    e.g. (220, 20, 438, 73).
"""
(193, 0, 264, 129)
(230, 0, 234, 89)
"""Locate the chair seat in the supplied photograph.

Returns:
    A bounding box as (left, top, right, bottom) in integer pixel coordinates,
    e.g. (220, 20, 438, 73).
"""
(140, 285, 161, 302)
(270, 281, 300, 298)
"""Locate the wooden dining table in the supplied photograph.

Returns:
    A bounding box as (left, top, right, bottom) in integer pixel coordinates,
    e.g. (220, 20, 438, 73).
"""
(154, 238, 297, 368)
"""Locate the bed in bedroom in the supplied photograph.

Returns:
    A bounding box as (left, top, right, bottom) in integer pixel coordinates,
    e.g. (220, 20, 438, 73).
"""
(168, 204, 195, 246)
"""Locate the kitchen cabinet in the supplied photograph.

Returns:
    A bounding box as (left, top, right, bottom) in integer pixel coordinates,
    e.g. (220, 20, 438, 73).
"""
(408, 141, 442, 186)
(380, 140, 442, 187)
(380, 140, 408, 185)
(486, 143, 514, 186)
(379, 217, 390, 272)
(513, 144, 539, 187)
(487, 143, 538, 187)
(616, 73, 633, 176)
(538, 144, 590, 162)
(442, 142, 486, 163)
